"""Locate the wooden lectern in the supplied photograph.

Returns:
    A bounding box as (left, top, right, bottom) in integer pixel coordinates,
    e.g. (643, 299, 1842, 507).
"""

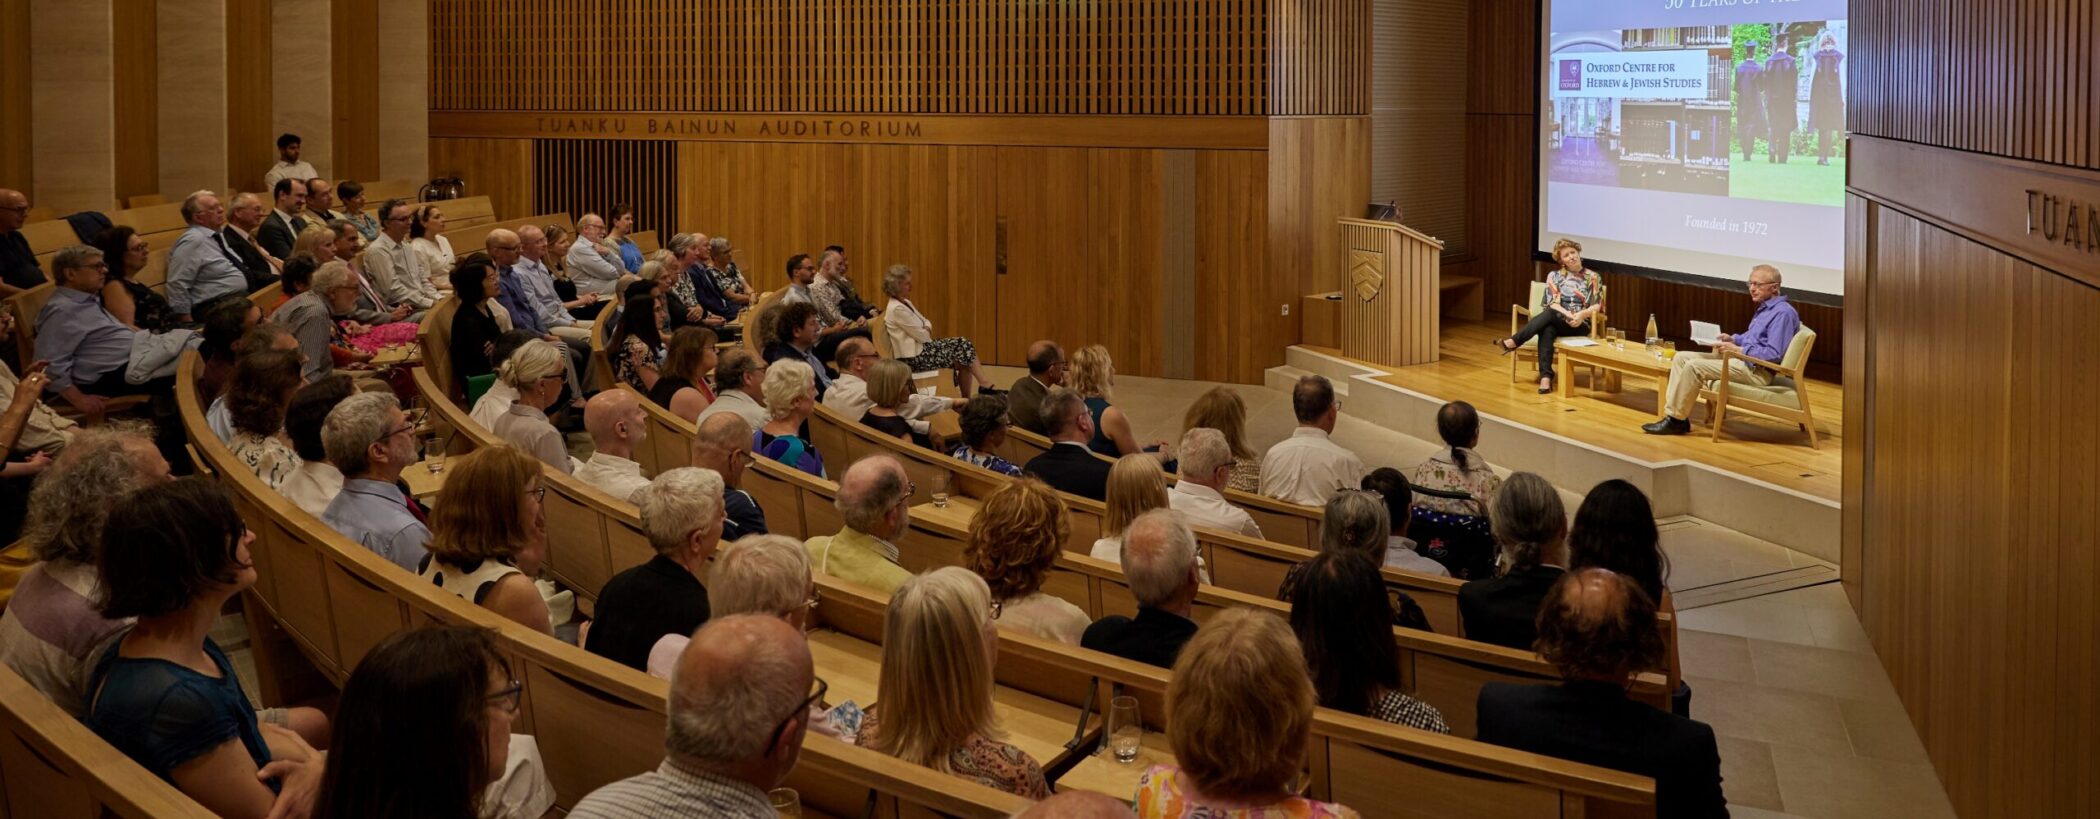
(1337, 218, 1448, 367)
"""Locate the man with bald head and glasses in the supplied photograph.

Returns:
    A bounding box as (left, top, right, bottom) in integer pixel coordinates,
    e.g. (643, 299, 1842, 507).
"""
(1643, 263, 1802, 436)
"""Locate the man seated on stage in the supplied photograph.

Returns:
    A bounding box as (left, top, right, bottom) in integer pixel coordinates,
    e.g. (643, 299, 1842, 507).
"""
(1642, 264, 1801, 436)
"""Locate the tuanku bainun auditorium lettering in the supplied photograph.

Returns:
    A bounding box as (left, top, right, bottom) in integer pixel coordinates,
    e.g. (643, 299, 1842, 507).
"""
(2025, 189, 2100, 253)
(530, 115, 925, 140)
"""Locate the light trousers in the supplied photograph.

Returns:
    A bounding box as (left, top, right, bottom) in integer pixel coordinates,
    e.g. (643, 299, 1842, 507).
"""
(1664, 352, 1772, 421)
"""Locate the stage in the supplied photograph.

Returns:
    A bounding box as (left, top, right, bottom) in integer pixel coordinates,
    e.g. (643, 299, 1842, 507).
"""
(1280, 319, 1842, 561)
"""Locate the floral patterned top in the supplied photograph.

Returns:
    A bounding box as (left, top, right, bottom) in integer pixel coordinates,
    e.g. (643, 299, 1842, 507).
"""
(614, 336, 660, 394)
(949, 443, 1024, 477)
(1227, 460, 1263, 494)
(1540, 268, 1602, 316)
(854, 709, 1049, 799)
(229, 431, 302, 491)
(1408, 447, 1500, 516)
(708, 263, 749, 299)
(1133, 765, 1359, 818)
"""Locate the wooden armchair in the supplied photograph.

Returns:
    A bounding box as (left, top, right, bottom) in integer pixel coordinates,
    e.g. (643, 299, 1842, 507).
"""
(1510, 279, 1607, 382)
(1699, 325, 1820, 449)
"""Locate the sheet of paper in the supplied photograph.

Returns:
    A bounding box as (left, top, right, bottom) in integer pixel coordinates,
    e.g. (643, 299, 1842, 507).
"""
(1690, 320, 1722, 345)
(1560, 337, 1600, 347)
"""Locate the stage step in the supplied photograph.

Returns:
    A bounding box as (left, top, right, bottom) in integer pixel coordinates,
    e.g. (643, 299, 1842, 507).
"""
(1263, 364, 1351, 398)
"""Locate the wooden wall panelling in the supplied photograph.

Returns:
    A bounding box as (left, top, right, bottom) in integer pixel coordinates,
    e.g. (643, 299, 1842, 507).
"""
(1194, 149, 1278, 384)
(1088, 148, 1168, 380)
(1370, 0, 1467, 255)
(530, 139, 678, 240)
(225, 0, 272, 194)
(332, 0, 381, 182)
(1268, 117, 1371, 299)
(429, 138, 534, 224)
(156, 0, 229, 198)
(28, 0, 115, 214)
(993, 146, 1098, 369)
(112, 0, 158, 202)
(1461, 113, 1534, 312)
(0, 0, 27, 191)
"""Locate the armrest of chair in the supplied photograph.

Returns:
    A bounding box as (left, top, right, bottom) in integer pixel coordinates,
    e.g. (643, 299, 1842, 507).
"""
(1716, 347, 1797, 378)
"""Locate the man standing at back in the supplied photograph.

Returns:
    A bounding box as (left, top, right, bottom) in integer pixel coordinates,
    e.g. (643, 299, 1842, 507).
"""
(1258, 375, 1366, 506)
(262, 133, 317, 191)
(569, 615, 816, 816)
(1006, 340, 1065, 434)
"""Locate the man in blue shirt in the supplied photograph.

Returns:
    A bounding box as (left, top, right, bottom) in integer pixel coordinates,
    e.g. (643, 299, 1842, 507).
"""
(320, 392, 430, 572)
(165, 191, 253, 320)
(487, 228, 590, 385)
(34, 246, 176, 421)
(1645, 264, 1802, 435)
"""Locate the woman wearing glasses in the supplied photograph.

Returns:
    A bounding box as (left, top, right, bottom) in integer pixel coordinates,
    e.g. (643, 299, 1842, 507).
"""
(424, 445, 556, 636)
(486, 340, 574, 474)
(314, 626, 554, 819)
(448, 256, 509, 394)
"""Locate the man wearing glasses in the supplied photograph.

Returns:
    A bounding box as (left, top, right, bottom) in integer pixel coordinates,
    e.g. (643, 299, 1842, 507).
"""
(0, 188, 45, 297)
(570, 615, 818, 817)
(360, 199, 440, 310)
(166, 190, 253, 320)
(1006, 339, 1067, 434)
(319, 392, 430, 573)
(35, 246, 202, 421)
(1643, 264, 1802, 436)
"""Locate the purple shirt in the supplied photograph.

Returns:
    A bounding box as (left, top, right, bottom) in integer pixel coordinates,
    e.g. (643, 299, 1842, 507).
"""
(1738, 294, 1801, 366)
(496, 265, 547, 335)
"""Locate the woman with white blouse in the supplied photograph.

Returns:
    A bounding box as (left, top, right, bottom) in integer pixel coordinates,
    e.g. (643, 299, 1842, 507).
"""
(879, 263, 990, 396)
(408, 203, 457, 288)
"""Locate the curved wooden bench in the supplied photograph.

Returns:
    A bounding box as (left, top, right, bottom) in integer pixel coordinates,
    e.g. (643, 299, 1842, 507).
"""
(0, 664, 218, 818)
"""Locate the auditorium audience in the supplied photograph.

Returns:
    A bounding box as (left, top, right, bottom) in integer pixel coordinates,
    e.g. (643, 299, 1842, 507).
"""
(805, 454, 913, 595)
(486, 340, 575, 474)
(859, 566, 1051, 799)
(858, 359, 931, 446)
(274, 257, 362, 382)
(1259, 374, 1365, 506)
(949, 394, 1024, 477)
(90, 225, 174, 331)
(1092, 454, 1171, 564)
(1137, 607, 1357, 819)
(279, 375, 354, 517)
(651, 327, 720, 419)
(290, 223, 340, 267)
(1287, 551, 1450, 733)
(304, 178, 341, 224)
(697, 348, 771, 430)
(611, 289, 666, 393)
(1476, 568, 1726, 818)
(1277, 490, 1430, 631)
(363, 198, 441, 310)
(408, 203, 458, 281)
(321, 392, 431, 573)
(1081, 510, 1201, 668)
(606, 204, 644, 273)
(705, 235, 754, 309)
(1169, 427, 1264, 538)
(1411, 400, 1502, 515)
(337, 181, 380, 240)
(88, 479, 328, 819)
(665, 233, 735, 333)
(1025, 387, 1113, 500)
(569, 615, 814, 817)
(1006, 340, 1066, 434)
(1457, 472, 1568, 650)
(810, 248, 869, 324)
(577, 388, 653, 502)
(259, 178, 311, 260)
(764, 301, 837, 398)
(880, 263, 989, 396)
(223, 193, 283, 288)
(756, 358, 825, 477)
(1568, 479, 1669, 605)
(313, 625, 553, 819)
(0, 187, 45, 295)
(781, 253, 871, 362)
(1182, 386, 1263, 493)
(588, 467, 725, 671)
(225, 346, 306, 490)
(690, 412, 769, 540)
(1071, 344, 1165, 460)
(263, 132, 317, 190)
(825, 337, 960, 440)
(424, 445, 555, 635)
(515, 224, 596, 344)
(0, 429, 170, 717)
(0, 326, 76, 458)
(167, 190, 252, 319)
(1361, 467, 1449, 577)
(966, 478, 1092, 644)
(566, 213, 625, 296)
(450, 256, 510, 391)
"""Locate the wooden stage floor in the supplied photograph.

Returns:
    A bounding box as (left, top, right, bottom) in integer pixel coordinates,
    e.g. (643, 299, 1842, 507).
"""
(1308, 320, 1843, 502)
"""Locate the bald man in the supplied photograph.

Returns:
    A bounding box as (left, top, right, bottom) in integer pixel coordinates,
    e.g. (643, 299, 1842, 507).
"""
(0, 188, 45, 296)
(804, 454, 913, 595)
(575, 389, 652, 503)
(1006, 340, 1066, 433)
(570, 615, 815, 816)
(1476, 568, 1727, 818)
(690, 413, 768, 539)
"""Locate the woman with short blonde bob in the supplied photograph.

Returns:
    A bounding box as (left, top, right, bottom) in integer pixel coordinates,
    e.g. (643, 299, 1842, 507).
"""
(1071, 344, 1171, 462)
(858, 567, 1049, 799)
(423, 445, 555, 637)
(1182, 387, 1262, 493)
(858, 358, 924, 446)
(1135, 608, 1360, 818)
(483, 339, 573, 474)
(1091, 454, 1170, 564)
(965, 478, 1091, 645)
(754, 358, 825, 477)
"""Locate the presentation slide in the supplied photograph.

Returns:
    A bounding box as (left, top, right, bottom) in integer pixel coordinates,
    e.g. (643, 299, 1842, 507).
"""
(1537, 0, 1848, 299)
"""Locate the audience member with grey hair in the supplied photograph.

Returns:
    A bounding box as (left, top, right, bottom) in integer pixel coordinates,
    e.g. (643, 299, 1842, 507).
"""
(485, 339, 575, 473)
(1023, 387, 1113, 500)
(167, 190, 250, 317)
(0, 428, 171, 716)
(1167, 427, 1264, 538)
(690, 413, 768, 540)
(697, 348, 770, 430)
(755, 358, 825, 478)
(878, 263, 989, 395)
(1276, 489, 1434, 631)
(570, 615, 814, 817)
(271, 257, 360, 382)
(565, 213, 624, 296)
(1458, 471, 1571, 650)
(806, 454, 913, 596)
(703, 235, 753, 310)
(1080, 509, 1202, 668)
(37, 245, 204, 419)
(1258, 373, 1367, 506)
(586, 467, 726, 672)
(641, 533, 816, 681)
(320, 391, 430, 573)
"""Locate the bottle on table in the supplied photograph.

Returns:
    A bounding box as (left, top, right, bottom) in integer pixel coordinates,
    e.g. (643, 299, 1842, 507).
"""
(1645, 314, 1661, 355)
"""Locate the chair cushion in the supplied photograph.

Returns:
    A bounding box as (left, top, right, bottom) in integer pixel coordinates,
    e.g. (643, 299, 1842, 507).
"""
(1725, 382, 1799, 407)
(1778, 325, 1816, 372)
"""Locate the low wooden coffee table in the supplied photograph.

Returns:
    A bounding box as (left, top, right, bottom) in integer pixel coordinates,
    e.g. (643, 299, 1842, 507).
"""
(1552, 341, 1676, 420)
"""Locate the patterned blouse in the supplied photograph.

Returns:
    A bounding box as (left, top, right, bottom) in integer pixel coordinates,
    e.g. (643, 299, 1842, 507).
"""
(1540, 268, 1602, 315)
(808, 278, 851, 326)
(614, 336, 659, 394)
(1367, 689, 1450, 734)
(1133, 765, 1359, 818)
(229, 431, 302, 491)
(709, 263, 748, 299)
(949, 443, 1024, 477)
(854, 709, 1050, 799)
(1408, 447, 1500, 516)
(1227, 460, 1263, 494)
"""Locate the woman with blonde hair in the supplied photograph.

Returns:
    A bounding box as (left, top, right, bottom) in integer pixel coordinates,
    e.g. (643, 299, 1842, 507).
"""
(1070, 344, 1170, 461)
(1091, 454, 1170, 564)
(424, 445, 556, 636)
(965, 478, 1091, 644)
(1182, 386, 1261, 493)
(857, 359, 924, 446)
(291, 224, 339, 265)
(1135, 608, 1359, 818)
(755, 359, 825, 477)
(858, 567, 1049, 799)
(483, 339, 574, 474)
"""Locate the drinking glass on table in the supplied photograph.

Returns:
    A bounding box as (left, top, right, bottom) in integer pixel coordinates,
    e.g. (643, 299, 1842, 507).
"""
(1662, 340, 1678, 359)
(769, 788, 801, 818)
(423, 434, 447, 474)
(1108, 695, 1143, 763)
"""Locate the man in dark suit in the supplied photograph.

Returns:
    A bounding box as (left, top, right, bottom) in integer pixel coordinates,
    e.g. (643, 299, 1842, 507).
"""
(1005, 340, 1065, 434)
(257, 177, 311, 259)
(1024, 387, 1112, 501)
(1081, 510, 1201, 668)
(1477, 568, 1727, 818)
(221, 193, 281, 292)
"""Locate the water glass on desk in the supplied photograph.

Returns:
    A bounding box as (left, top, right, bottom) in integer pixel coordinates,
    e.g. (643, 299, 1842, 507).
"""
(769, 788, 801, 818)
(423, 435, 447, 474)
(1108, 696, 1142, 763)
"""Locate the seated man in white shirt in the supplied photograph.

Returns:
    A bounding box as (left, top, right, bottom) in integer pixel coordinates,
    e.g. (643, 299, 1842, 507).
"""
(576, 389, 653, 503)
(820, 338, 962, 439)
(1168, 427, 1264, 539)
(261, 133, 318, 192)
(1258, 374, 1366, 506)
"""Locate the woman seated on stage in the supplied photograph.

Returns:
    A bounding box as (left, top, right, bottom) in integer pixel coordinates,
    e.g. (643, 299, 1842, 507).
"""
(648, 326, 719, 420)
(1495, 237, 1602, 393)
(879, 263, 990, 396)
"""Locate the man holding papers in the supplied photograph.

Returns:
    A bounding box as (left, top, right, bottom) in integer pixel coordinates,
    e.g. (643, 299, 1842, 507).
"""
(1642, 265, 1802, 435)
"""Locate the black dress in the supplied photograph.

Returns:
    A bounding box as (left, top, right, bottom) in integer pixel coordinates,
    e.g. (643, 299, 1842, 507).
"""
(117, 279, 176, 332)
(647, 375, 693, 409)
(860, 410, 931, 448)
(449, 303, 503, 394)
